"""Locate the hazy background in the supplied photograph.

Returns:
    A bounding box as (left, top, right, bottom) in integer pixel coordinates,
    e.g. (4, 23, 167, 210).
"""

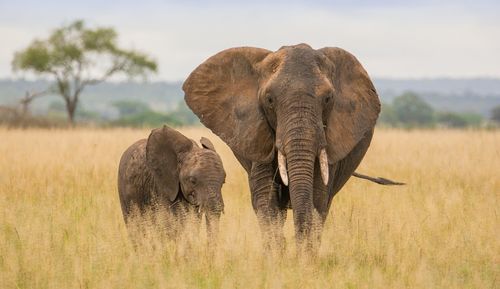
(1, 0, 499, 126)
(2, 0, 500, 80)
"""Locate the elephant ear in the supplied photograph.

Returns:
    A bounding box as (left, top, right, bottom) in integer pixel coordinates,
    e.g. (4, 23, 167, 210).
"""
(200, 137, 216, 151)
(146, 125, 193, 202)
(183, 47, 275, 162)
(319, 47, 381, 164)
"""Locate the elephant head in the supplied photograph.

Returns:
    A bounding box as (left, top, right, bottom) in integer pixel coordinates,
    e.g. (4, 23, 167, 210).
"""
(183, 44, 380, 246)
(146, 126, 226, 241)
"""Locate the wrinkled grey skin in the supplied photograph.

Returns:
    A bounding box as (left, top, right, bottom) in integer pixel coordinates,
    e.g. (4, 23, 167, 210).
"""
(183, 44, 381, 254)
(118, 125, 225, 244)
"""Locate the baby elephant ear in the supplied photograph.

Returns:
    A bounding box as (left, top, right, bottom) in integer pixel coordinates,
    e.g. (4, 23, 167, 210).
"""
(200, 137, 216, 151)
(146, 126, 193, 202)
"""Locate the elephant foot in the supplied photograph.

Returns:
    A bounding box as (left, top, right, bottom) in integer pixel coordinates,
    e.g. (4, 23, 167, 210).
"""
(262, 231, 286, 255)
(294, 220, 324, 258)
(256, 214, 287, 255)
(294, 237, 320, 260)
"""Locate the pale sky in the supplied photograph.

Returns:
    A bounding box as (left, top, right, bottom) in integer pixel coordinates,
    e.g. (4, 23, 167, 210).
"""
(1, 0, 499, 81)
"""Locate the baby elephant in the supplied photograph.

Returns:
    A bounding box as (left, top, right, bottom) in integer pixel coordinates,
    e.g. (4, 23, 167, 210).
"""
(118, 125, 226, 243)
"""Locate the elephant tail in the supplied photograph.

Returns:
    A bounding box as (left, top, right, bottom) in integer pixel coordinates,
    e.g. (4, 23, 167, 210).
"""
(352, 172, 406, 186)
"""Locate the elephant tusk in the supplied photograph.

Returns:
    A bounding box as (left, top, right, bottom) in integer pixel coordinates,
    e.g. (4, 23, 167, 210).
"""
(319, 148, 329, 186)
(278, 151, 289, 186)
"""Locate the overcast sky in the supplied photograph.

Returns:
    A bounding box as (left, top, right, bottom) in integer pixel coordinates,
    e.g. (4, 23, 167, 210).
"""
(1, 0, 499, 81)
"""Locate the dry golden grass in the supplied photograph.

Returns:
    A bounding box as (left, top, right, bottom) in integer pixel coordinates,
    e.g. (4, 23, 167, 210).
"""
(0, 127, 498, 289)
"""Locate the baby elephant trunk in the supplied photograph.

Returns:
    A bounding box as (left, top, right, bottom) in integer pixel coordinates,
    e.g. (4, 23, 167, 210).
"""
(202, 190, 224, 246)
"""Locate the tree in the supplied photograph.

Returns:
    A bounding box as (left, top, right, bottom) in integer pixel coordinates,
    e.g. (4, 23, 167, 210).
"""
(392, 92, 435, 127)
(491, 105, 500, 124)
(12, 20, 157, 124)
(19, 90, 47, 116)
(378, 102, 398, 126)
(436, 111, 468, 128)
(436, 111, 483, 128)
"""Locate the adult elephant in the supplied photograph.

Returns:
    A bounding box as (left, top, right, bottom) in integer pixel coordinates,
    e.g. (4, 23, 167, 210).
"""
(183, 43, 380, 253)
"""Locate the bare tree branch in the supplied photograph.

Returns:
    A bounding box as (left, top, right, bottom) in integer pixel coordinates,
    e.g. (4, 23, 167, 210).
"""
(19, 90, 47, 116)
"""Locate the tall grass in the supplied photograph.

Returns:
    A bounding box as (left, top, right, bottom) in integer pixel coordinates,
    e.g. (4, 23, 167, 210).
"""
(0, 127, 498, 289)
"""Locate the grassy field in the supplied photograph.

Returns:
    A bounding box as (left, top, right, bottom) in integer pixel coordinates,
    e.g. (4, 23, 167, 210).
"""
(0, 127, 498, 289)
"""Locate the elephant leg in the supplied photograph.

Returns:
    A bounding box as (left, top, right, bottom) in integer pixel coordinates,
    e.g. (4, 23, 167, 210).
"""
(312, 161, 335, 250)
(312, 130, 374, 249)
(249, 162, 287, 252)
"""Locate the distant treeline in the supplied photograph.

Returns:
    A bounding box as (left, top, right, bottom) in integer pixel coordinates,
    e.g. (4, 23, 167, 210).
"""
(0, 98, 199, 128)
(109, 100, 199, 127)
(379, 92, 496, 128)
(2, 89, 500, 129)
(2, 78, 500, 118)
(42, 99, 200, 127)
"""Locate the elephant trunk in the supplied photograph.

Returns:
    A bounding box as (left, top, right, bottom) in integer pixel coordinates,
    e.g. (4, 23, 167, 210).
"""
(285, 142, 316, 248)
(278, 103, 326, 250)
(279, 147, 328, 187)
(203, 189, 224, 246)
(205, 211, 221, 247)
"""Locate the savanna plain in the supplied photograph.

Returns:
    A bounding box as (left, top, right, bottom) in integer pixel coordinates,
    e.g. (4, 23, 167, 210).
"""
(0, 127, 498, 289)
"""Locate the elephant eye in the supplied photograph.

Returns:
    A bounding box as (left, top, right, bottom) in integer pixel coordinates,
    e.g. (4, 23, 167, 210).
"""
(266, 93, 274, 106)
(189, 176, 197, 185)
(324, 93, 332, 104)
